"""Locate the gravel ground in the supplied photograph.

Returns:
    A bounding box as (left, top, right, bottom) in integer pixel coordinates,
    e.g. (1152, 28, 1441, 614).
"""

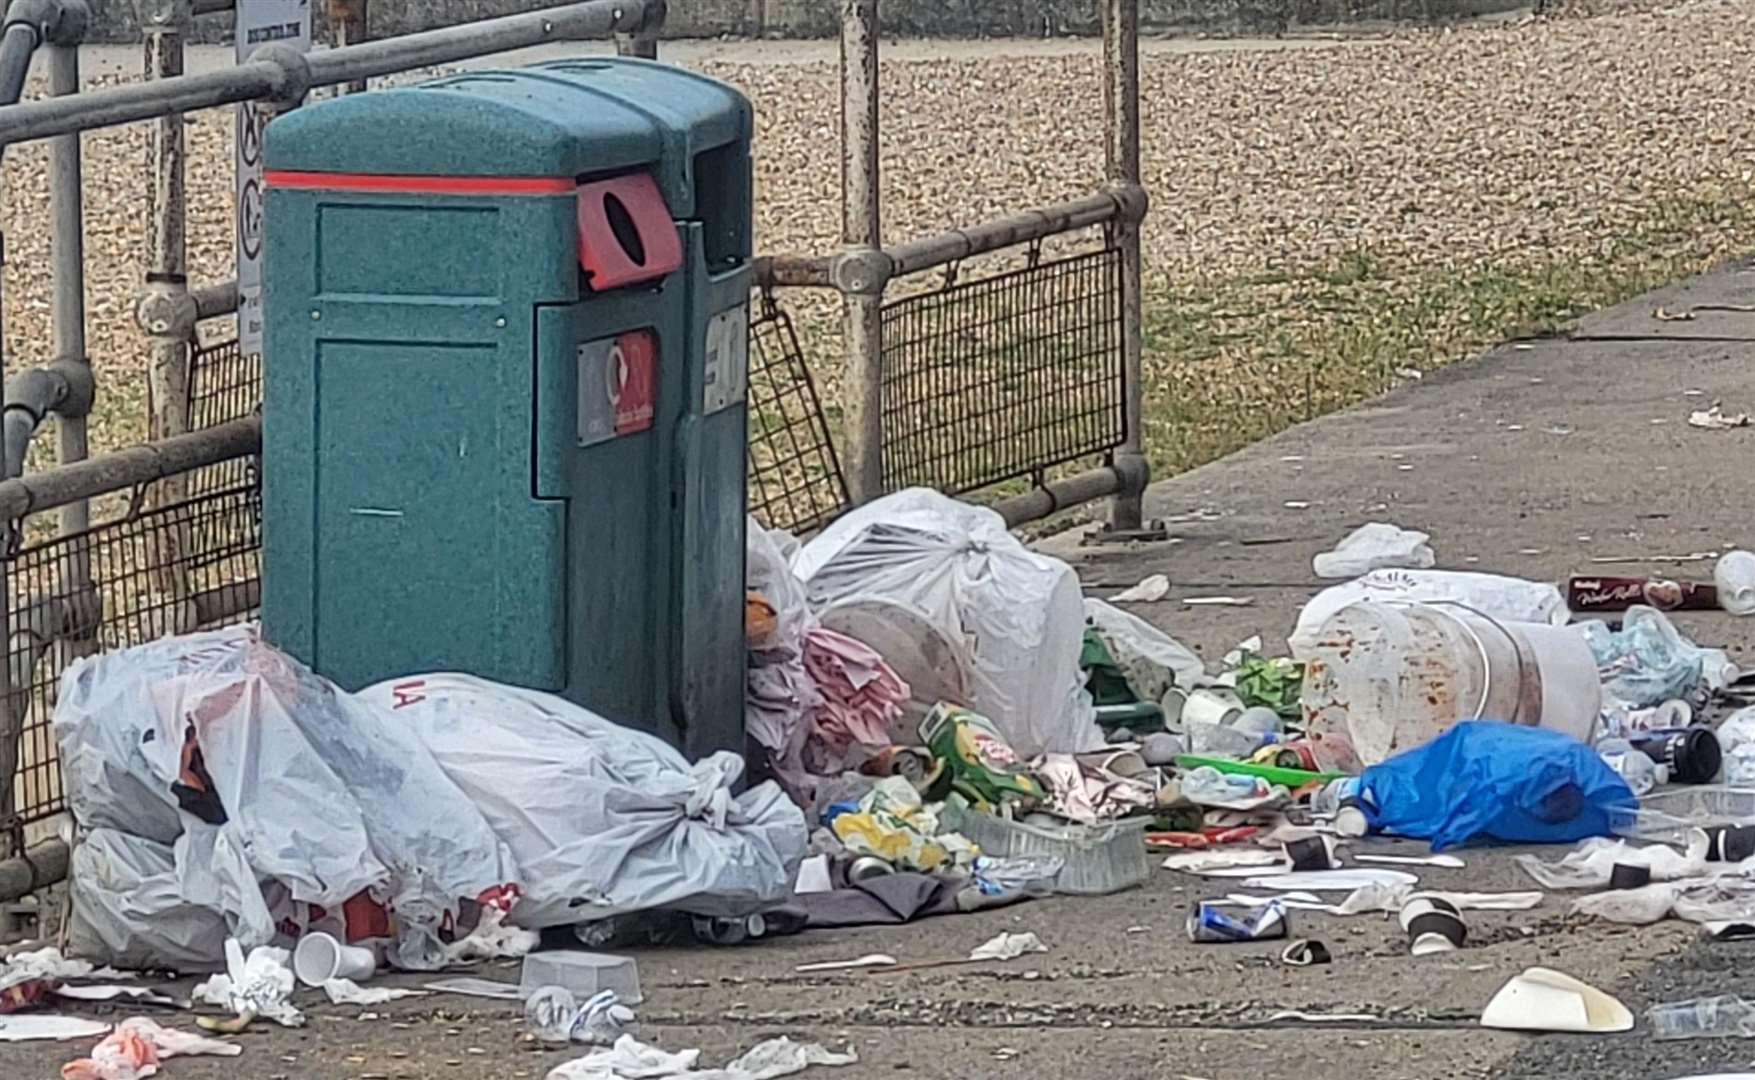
(2, 0, 1753, 466)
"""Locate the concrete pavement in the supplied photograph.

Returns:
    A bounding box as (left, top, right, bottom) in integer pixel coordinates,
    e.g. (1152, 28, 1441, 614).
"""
(13, 263, 1755, 1079)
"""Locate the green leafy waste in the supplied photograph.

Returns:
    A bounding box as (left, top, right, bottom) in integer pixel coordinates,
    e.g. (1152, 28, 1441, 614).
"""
(1232, 651, 1304, 722)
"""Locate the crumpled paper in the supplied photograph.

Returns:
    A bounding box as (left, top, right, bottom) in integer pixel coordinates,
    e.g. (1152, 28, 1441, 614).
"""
(1034, 753, 1154, 824)
(444, 906, 539, 964)
(546, 1034, 856, 1080)
(968, 931, 1048, 962)
(322, 978, 431, 1006)
(801, 626, 909, 750)
(0, 946, 123, 992)
(192, 939, 303, 1028)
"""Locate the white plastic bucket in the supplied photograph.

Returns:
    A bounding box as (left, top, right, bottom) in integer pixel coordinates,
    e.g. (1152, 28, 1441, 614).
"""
(1297, 600, 1601, 768)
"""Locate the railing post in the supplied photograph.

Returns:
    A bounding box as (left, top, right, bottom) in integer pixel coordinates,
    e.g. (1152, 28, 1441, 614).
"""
(1103, 0, 1147, 532)
(140, 0, 193, 462)
(614, 0, 662, 59)
(137, 0, 198, 637)
(328, 0, 368, 92)
(837, 0, 886, 505)
(0, 230, 13, 831)
(47, 0, 91, 536)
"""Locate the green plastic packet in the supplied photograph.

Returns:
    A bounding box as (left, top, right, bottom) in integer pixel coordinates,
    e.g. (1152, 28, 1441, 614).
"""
(920, 702, 1045, 812)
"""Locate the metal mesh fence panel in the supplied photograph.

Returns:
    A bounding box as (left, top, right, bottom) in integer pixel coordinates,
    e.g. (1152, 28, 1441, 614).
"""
(746, 294, 850, 535)
(879, 247, 1126, 495)
(187, 337, 261, 495)
(4, 483, 261, 834)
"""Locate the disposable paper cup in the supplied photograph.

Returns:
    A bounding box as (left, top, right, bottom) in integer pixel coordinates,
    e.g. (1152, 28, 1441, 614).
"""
(294, 931, 375, 987)
(1180, 689, 1244, 727)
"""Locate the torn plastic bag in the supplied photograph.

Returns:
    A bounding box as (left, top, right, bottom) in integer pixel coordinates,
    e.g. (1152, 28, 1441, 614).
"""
(1083, 598, 1205, 704)
(1291, 570, 1568, 656)
(1312, 522, 1437, 579)
(791, 488, 1098, 757)
(64, 829, 232, 972)
(746, 516, 809, 659)
(1515, 832, 1711, 890)
(53, 629, 253, 845)
(360, 673, 808, 928)
(1360, 722, 1636, 851)
(53, 627, 519, 968)
(1577, 605, 1707, 710)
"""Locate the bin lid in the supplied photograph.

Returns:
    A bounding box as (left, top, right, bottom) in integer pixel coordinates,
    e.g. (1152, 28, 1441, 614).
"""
(264, 58, 749, 218)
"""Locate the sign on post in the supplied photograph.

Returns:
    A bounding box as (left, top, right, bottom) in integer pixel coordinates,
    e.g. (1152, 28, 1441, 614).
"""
(236, 0, 311, 356)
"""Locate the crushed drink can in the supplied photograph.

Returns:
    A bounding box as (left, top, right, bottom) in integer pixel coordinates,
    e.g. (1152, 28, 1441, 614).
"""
(1186, 900, 1288, 943)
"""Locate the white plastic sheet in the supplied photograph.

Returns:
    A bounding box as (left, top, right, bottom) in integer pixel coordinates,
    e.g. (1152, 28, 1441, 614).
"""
(64, 828, 232, 972)
(1514, 833, 1712, 890)
(792, 488, 1098, 757)
(1312, 523, 1436, 579)
(546, 1035, 856, 1080)
(359, 673, 808, 928)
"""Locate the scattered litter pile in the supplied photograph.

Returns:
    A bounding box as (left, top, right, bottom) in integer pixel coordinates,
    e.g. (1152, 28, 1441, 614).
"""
(21, 496, 1755, 1071)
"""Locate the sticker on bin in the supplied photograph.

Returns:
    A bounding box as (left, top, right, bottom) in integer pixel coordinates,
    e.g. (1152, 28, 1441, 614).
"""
(702, 305, 749, 415)
(578, 330, 657, 446)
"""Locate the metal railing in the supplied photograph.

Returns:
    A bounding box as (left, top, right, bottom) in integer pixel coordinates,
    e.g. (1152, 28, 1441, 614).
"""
(752, 0, 1148, 530)
(880, 246, 1126, 497)
(0, 0, 1147, 870)
(747, 294, 849, 536)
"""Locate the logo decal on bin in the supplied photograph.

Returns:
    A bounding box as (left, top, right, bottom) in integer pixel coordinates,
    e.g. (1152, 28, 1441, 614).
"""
(578, 330, 657, 446)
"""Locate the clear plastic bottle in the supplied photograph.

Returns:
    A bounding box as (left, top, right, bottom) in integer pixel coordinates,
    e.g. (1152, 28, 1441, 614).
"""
(1180, 765, 1271, 808)
(525, 985, 580, 1042)
(1647, 994, 1755, 1040)
(1597, 737, 1661, 796)
(524, 986, 637, 1045)
(1185, 720, 1260, 759)
(1231, 707, 1283, 742)
(1310, 776, 1362, 816)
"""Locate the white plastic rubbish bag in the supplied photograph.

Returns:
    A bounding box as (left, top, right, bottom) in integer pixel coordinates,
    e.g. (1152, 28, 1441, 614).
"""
(1290, 569, 1569, 656)
(1312, 523, 1436, 579)
(64, 828, 232, 973)
(359, 673, 809, 928)
(791, 488, 1099, 757)
(53, 630, 249, 846)
(53, 626, 519, 969)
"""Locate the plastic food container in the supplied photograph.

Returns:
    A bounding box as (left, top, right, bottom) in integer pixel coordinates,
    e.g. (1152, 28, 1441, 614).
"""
(944, 801, 1149, 895)
(518, 951, 642, 1005)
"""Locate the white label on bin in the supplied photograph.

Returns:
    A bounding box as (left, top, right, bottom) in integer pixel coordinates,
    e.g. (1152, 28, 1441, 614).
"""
(236, 0, 311, 357)
(702, 304, 749, 415)
(577, 330, 657, 447)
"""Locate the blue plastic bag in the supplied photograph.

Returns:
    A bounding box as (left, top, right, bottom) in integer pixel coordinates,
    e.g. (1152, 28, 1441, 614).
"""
(1359, 722, 1635, 851)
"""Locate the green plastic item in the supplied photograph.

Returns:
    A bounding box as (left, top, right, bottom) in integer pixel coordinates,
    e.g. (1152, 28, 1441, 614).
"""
(920, 703, 1044, 811)
(1093, 702, 1165, 733)
(1081, 629, 1137, 707)
(1174, 754, 1347, 788)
